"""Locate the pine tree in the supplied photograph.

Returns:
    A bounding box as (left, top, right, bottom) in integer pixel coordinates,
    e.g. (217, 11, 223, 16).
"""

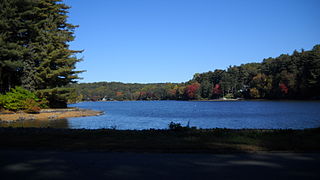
(0, 0, 83, 107)
(0, 0, 26, 92)
(33, 0, 83, 90)
(33, 0, 84, 107)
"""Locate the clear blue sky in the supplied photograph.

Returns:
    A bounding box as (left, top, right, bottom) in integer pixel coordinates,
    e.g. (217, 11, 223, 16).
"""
(64, 0, 320, 83)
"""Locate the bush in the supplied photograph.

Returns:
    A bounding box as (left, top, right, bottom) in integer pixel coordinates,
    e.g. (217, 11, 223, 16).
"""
(168, 121, 197, 131)
(23, 99, 41, 113)
(168, 122, 183, 130)
(224, 93, 234, 99)
(0, 86, 47, 112)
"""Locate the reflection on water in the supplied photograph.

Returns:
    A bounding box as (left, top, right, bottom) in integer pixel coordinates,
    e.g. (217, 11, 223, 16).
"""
(0, 118, 69, 128)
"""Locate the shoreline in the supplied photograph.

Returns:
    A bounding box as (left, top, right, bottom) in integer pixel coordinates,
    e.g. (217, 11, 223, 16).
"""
(78, 98, 320, 103)
(0, 108, 103, 122)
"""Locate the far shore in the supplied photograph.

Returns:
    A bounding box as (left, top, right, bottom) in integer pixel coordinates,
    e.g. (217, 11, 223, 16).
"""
(0, 108, 103, 122)
(78, 98, 320, 103)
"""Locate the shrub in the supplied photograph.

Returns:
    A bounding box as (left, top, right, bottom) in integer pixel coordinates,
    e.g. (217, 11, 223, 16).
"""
(168, 122, 184, 131)
(168, 121, 197, 131)
(23, 99, 41, 113)
(0, 86, 47, 112)
(224, 93, 234, 99)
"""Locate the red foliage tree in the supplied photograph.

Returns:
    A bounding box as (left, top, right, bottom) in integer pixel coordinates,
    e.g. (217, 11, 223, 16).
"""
(116, 92, 123, 96)
(212, 84, 222, 95)
(138, 92, 147, 99)
(185, 83, 200, 99)
(279, 83, 289, 94)
(168, 89, 176, 98)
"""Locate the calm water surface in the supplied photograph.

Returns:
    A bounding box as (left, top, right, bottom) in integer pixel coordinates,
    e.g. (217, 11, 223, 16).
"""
(2, 101, 320, 129)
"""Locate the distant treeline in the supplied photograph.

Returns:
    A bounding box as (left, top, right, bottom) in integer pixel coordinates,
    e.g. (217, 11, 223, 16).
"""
(71, 45, 320, 101)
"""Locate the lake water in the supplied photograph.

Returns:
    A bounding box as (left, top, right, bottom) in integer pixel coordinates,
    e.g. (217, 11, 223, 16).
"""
(2, 101, 320, 129)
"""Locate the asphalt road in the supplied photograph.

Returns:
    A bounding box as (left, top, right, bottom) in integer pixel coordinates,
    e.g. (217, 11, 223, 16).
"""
(0, 150, 319, 180)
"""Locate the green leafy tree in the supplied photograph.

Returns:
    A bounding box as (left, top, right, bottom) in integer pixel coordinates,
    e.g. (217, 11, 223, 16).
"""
(200, 80, 212, 99)
(250, 73, 273, 98)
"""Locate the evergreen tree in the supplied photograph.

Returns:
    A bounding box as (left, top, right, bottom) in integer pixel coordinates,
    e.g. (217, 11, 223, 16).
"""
(0, 0, 83, 107)
(0, 0, 26, 92)
(33, 0, 83, 90)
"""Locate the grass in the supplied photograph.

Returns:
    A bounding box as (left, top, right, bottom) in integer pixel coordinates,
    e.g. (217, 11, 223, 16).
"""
(0, 127, 319, 153)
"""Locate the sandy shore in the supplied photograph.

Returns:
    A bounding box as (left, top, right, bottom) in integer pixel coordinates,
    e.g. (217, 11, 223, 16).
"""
(0, 108, 103, 122)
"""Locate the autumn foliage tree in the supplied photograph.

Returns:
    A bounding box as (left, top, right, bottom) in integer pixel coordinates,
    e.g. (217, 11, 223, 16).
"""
(70, 45, 320, 101)
(184, 83, 200, 99)
(212, 84, 222, 99)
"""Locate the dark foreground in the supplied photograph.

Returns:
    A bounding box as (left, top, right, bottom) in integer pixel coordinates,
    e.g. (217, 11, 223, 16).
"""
(0, 127, 320, 152)
(1, 150, 319, 180)
(1, 128, 320, 179)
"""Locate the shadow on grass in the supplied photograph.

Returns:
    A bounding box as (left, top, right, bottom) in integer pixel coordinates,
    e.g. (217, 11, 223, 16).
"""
(0, 150, 320, 180)
(0, 127, 319, 153)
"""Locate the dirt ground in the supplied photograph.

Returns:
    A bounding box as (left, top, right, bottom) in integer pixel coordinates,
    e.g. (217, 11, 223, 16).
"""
(0, 108, 103, 122)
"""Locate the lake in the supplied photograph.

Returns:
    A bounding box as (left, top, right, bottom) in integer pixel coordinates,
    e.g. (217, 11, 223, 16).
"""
(1, 101, 320, 129)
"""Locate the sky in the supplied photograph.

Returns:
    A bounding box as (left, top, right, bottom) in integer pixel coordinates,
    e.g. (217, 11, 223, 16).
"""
(64, 0, 320, 83)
